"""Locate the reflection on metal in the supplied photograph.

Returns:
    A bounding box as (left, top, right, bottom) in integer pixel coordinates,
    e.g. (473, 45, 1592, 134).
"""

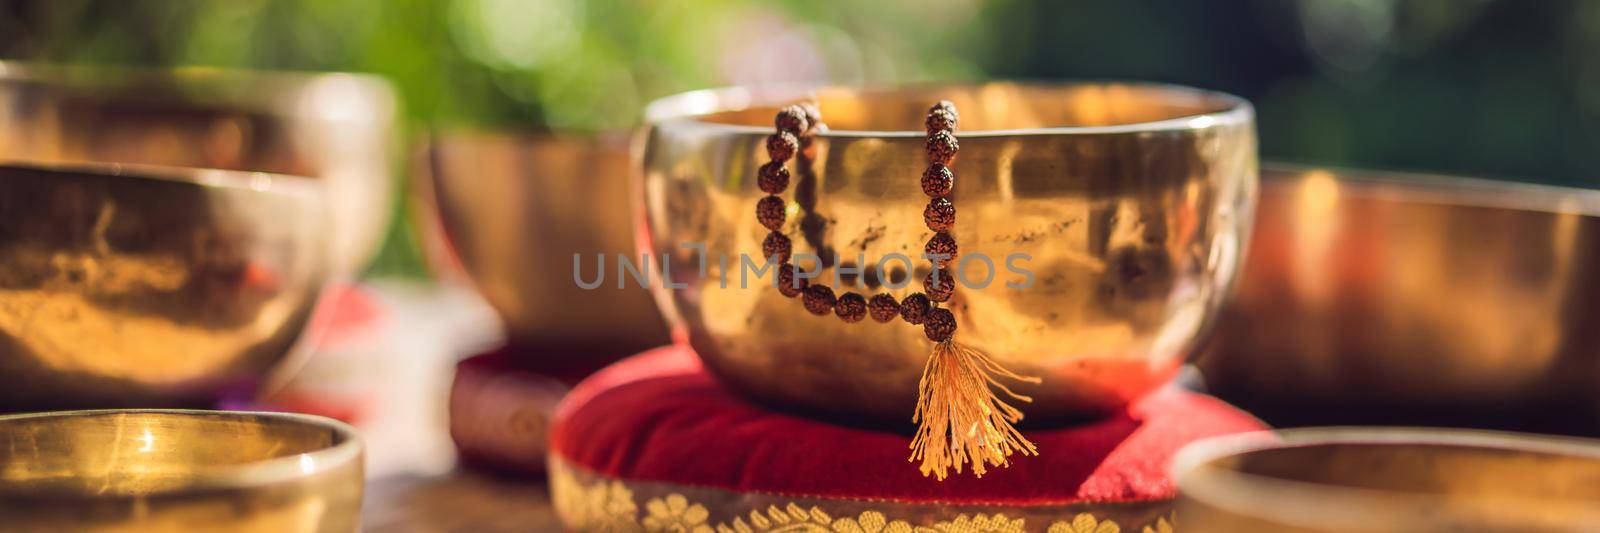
(0, 62, 396, 275)
(640, 83, 1258, 421)
(1175, 428, 1600, 531)
(1202, 165, 1600, 424)
(417, 133, 671, 355)
(0, 409, 362, 532)
(0, 162, 328, 410)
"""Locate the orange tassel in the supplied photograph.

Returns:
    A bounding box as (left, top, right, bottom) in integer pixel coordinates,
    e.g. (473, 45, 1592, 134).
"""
(909, 340, 1042, 480)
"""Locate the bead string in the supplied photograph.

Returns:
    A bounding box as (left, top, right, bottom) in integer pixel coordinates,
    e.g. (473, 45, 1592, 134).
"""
(756, 102, 966, 341)
(754, 100, 1040, 481)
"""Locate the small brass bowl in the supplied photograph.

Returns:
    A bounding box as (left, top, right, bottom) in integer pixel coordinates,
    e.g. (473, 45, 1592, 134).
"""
(0, 61, 397, 275)
(1200, 166, 1600, 425)
(639, 83, 1257, 421)
(0, 409, 363, 532)
(1173, 428, 1600, 532)
(417, 132, 670, 356)
(0, 162, 328, 410)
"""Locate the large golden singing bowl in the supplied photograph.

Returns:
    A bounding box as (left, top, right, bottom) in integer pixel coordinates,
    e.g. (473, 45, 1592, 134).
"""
(640, 83, 1257, 421)
(0, 163, 328, 410)
(0, 62, 396, 275)
(418, 133, 670, 355)
(0, 409, 362, 532)
(1200, 166, 1600, 425)
(1174, 428, 1600, 532)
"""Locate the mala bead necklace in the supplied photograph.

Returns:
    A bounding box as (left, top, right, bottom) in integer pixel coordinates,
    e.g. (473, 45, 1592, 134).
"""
(755, 101, 1040, 481)
(909, 101, 1040, 480)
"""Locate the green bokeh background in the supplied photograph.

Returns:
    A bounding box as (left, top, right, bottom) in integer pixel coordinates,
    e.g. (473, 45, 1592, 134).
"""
(3, 0, 1596, 276)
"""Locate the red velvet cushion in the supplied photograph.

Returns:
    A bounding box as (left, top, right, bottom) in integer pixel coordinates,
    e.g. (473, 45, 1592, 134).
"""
(449, 349, 574, 474)
(449, 344, 641, 476)
(551, 344, 1267, 505)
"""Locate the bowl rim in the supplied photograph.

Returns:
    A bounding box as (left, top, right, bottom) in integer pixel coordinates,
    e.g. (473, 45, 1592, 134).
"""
(0, 409, 362, 498)
(1171, 426, 1600, 527)
(0, 160, 325, 200)
(1262, 163, 1600, 216)
(644, 81, 1254, 138)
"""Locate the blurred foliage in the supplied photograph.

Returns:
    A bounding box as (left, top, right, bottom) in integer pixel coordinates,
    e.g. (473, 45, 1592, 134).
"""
(2, 0, 1598, 276)
(976, 0, 1600, 189)
(0, 0, 991, 129)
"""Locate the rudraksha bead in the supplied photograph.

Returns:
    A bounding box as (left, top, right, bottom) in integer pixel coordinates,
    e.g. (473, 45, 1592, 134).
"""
(775, 264, 807, 298)
(867, 293, 899, 323)
(925, 130, 958, 165)
(929, 100, 959, 124)
(762, 231, 792, 263)
(757, 195, 787, 230)
(924, 231, 958, 266)
(923, 307, 957, 342)
(921, 163, 952, 198)
(924, 269, 955, 302)
(835, 292, 867, 322)
(925, 107, 957, 134)
(758, 161, 790, 194)
(767, 132, 798, 162)
(800, 102, 823, 134)
(900, 293, 931, 325)
(924, 197, 955, 231)
(802, 284, 837, 315)
(775, 105, 809, 135)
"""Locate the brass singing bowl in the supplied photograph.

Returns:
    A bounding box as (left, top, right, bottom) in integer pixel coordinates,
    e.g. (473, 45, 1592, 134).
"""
(417, 132, 670, 356)
(1174, 428, 1600, 532)
(639, 83, 1257, 421)
(0, 162, 328, 410)
(0, 61, 396, 275)
(1200, 166, 1600, 424)
(0, 409, 362, 532)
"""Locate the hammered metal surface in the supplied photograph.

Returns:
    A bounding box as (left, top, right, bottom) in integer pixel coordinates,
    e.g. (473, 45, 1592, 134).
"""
(639, 83, 1257, 421)
(0, 163, 328, 410)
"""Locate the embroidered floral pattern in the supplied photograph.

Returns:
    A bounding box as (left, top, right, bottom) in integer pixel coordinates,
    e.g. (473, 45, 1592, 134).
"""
(705, 504, 832, 532)
(1046, 513, 1120, 533)
(552, 464, 641, 532)
(933, 514, 1026, 532)
(831, 511, 934, 533)
(550, 461, 1173, 533)
(644, 494, 715, 533)
(1140, 517, 1173, 533)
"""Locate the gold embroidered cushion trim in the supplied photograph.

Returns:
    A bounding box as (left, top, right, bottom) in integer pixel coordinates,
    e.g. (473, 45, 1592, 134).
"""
(550, 458, 1175, 533)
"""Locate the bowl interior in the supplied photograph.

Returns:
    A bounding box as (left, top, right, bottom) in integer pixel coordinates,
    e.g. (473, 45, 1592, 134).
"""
(692, 83, 1242, 133)
(1178, 429, 1600, 531)
(1218, 441, 1600, 498)
(0, 410, 351, 496)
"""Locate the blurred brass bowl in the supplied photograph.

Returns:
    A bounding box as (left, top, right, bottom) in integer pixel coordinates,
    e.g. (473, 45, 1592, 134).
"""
(1200, 166, 1600, 425)
(1174, 428, 1600, 532)
(639, 83, 1257, 421)
(0, 409, 362, 532)
(0, 162, 328, 410)
(0, 62, 396, 275)
(418, 132, 670, 357)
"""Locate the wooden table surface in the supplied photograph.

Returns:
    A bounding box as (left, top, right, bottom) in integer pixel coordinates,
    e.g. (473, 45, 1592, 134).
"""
(364, 471, 562, 532)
